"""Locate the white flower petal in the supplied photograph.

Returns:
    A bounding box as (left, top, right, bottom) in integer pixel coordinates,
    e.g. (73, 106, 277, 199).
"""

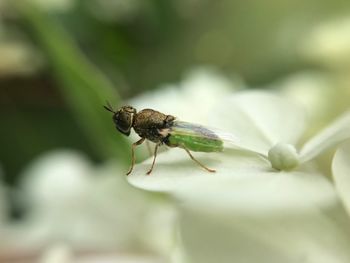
(279, 72, 341, 133)
(130, 67, 238, 124)
(300, 17, 350, 66)
(300, 111, 350, 163)
(332, 141, 350, 217)
(208, 91, 306, 155)
(128, 148, 334, 214)
(128, 146, 350, 263)
(39, 243, 73, 263)
(179, 198, 350, 263)
(14, 150, 175, 255)
(127, 148, 270, 194)
(20, 150, 94, 208)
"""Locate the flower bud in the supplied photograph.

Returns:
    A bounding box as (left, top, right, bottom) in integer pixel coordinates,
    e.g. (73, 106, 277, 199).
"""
(268, 143, 299, 171)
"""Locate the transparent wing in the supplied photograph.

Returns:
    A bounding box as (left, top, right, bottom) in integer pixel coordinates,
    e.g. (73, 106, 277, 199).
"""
(167, 120, 241, 149)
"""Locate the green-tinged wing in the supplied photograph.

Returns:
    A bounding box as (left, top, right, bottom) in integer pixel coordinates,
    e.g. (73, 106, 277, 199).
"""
(165, 121, 225, 152)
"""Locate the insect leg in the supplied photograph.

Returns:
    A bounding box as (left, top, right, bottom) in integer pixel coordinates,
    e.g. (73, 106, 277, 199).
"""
(183, 146, 216, 173)
(146, 140, 153, 156)
(126, 138, 146, 175)
(146, 143, 160, 175)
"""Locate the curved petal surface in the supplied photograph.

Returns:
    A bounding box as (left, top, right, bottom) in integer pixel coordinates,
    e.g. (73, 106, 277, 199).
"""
(208, 91, 306, 155)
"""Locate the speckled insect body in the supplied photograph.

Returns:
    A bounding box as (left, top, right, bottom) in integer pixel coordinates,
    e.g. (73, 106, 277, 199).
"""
(132, 109, 175, 143)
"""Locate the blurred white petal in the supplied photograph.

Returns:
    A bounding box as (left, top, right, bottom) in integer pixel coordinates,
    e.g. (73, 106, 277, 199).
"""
(8, 150, 175, 256)
(21, 150, 93, 209)
(208, 91, 306, 155)
(130, 67, 239, 124)
(279, 72, 350, 142)
(38, 244, 166, 263)
(179, 199, 350, 263)
(278, 73, 336, 126)
(40, 244, 73, 263)
(300, 111, 350, 163)
(75, 253, 165, 263)
(300, 17, 350, 67)
(0, 41, 43, 76)
(279, 72, 337, 120)
(332, 141, 350, 217)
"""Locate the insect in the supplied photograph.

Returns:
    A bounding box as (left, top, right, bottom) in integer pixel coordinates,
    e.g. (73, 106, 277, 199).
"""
(104, 103, 225, 175)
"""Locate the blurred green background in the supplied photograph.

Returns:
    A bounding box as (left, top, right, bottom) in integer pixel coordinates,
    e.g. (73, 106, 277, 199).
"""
(0, 0, 349, 184)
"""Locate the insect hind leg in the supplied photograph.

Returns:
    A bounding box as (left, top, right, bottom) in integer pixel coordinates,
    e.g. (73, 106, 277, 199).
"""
(183, 146, 216, 173)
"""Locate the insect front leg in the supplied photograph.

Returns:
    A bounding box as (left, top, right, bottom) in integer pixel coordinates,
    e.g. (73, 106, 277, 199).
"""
(146, 142, 161, 175)
(126, 137, 146, 175)
(183, 146, 216, 173)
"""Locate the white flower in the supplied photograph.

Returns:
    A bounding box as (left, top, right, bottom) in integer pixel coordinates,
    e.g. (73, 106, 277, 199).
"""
(6, 150, 176, 257)
(0, 41, 43, 76)
(332, 141, 350, 219)
(128, 90, 350, 263)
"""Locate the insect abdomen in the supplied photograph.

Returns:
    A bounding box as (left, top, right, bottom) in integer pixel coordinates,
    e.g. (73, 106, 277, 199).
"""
(167, 134, 224, 152)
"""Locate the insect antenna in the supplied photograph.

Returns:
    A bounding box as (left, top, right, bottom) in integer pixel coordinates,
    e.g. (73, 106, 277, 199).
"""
(104, 101, 116, 113)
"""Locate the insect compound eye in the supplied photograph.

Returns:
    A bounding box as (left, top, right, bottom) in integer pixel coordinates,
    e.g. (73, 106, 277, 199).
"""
(114, 109, 134, 136)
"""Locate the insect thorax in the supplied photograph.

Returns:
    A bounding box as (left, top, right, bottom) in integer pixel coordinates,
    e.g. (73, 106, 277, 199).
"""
(133, 109, 175, 143)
